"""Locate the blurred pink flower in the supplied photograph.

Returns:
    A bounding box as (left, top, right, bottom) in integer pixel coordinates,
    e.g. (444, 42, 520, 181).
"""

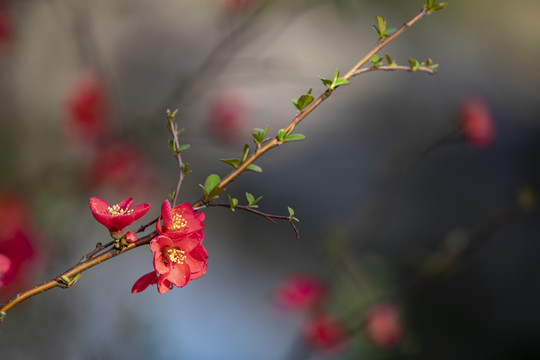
(0, 192, 41, 293)
(89, 197, 150, 238)
(303, 313, 348, 353)
(363, 302, 403, 348)
(65, 70, 111, 146)
(207, 89, 250, 144)
(87, 141, 155, 195)
(0, 0, 13, 57)
(219, 0, 256, 14)
(457, 97, 495, 147)
(276, 274, 326, 310)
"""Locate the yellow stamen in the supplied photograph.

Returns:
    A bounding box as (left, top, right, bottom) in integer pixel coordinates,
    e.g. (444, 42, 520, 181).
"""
(170, 212, 188, 231)
(108, 204, 133, 216)
(164, 247, 186, 264)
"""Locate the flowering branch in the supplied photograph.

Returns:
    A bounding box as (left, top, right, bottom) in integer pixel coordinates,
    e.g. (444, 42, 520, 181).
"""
(0, 1, 446, 323)
(194, 6, 441, 208)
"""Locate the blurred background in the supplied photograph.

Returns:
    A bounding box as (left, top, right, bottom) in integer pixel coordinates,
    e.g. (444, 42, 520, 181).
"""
(1, 0, 539, 359)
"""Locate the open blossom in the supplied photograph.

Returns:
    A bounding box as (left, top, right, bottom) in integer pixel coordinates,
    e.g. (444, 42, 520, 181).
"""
(303, 313, 348, 353)
(363, 302, 402, 348)
(157, 200, 205, 240)
(150, 234, 208, 293)
(457, 97, 495, 147)
(89, 197, 150, 238)
(276, 274, 327, 310)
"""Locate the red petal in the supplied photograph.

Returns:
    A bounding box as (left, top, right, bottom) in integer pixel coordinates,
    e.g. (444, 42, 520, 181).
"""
(167, 262, 190, 287)
(131, 271, 158, 294)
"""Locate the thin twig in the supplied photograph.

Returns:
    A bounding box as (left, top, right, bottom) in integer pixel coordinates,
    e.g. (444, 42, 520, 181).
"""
(204, 202, 300, 239)
(352, 65, 437, 77)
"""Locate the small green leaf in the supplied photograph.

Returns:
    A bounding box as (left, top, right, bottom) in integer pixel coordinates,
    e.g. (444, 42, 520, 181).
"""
(292, 93, 314, 112)
(277, 129, 286, 141)
(182, 163, 191, 176)
(167, 192, 175, 200)
(177, 144, 190, 152)
(240, 144, 250, 163)
(168, 139, 177, 152)
(288, 206, 295, 217)
(385, 54, 397, 66)
(426, 58, 439, 70)
(228, 195, 238, 211)
(200, 174, 224, 202)
(320, 77, 333, 89)
(221, 158, 240, 168)
(252, 127, 269, 145)
(283, 134, 306, 142)
(333, 78, 350, 87)
(246, 192, 262, 208)
(371, 55, 384, 67)
(246, 164, 263, 173)
(408, 58, 420, 72)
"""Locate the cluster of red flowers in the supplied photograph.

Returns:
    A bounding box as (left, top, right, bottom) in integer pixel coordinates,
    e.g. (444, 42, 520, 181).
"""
(275, 274, 403, 352)
(88, 197, 208, 295)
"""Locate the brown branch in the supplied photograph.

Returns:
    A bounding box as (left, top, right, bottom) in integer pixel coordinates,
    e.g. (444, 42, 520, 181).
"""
(203, 202, 300, 239)
(353, 65, 437, 77)
(193, 8, 431, 207)
(0, 230, 158, 320)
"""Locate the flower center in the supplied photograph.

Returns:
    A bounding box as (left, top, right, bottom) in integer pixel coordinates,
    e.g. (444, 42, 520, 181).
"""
(170, 213, 188, 231)
(163, 246, 186, 264)
(108, 204, 133, 216)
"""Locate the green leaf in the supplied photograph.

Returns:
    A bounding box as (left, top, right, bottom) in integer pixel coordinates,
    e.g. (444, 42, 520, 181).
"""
(385, 54, 397, 66)
(252, 126, 269, 145)
(371, 55, 383, 67)
(246, 164, 263, 173)
(240, 144, 250, 163)
(292, 93, 314, 112)
(426, 58, 439, 70)
(288, 206, 295, 217)
(228, 195, 238, 211)
(200, 174, 223, 202)
(182, 163, 191, 176)
(168, 139, 177, 152)
(221, 158, 240, 168)
(277, 128, 287, 141)
(246, 192, 262, 208)
(333, 78, 350, 87)
(425, 0, 447, 12)
(320, 77, 333, 89)
(177, 144, 190, 152)
(283, 134, 306, 142)
(408, 58, 420, 72)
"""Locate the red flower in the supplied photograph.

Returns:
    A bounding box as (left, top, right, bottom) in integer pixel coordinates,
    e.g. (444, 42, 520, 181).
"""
(457, 97, 495, 147)
(150, 234, 208, 292)
(0, 0, 13, 57)
(219, 0, 256, 14)
(0, 191, 42, 293)
(303, 313, 348, 353)
(89, 197, 150, 238)
(276, 274, 327, 310)
(363, 302, 402, 348)
(87, 141, 155, 196)
(157, 200, 205, 240)
(207, 89, 251, 144)
(65, 70, 111, 146)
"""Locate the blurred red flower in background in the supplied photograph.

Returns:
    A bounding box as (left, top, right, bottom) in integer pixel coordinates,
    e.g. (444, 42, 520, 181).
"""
(65, 70, 111, 146)
(207, 89, 251, 144)
(87, 141, 155, 196)
(0, 191, 43, 295)
(0, 0, 13, 57)
(363, 302, 403, 348)
(219, 0, 256, 14)
(457, 96, 495, 147)
(275, 273, 327, 310)
(303, 313, 348, 353)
